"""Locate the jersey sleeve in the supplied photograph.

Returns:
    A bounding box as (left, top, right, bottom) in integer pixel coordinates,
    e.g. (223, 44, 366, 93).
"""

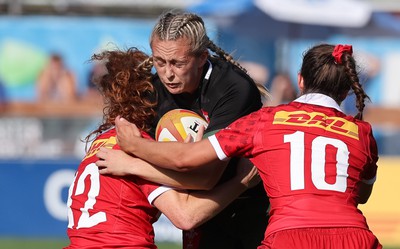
(208, 111, 263, 160)
(136, 177, 173, 205)
(360, 125, 379, 185)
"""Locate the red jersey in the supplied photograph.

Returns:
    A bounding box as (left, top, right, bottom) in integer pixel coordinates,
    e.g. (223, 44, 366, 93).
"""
(209, 94, 378, 238)
(65, 129, 171, 249)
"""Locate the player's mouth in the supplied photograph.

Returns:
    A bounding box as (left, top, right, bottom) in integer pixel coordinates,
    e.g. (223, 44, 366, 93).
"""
(165, 83, 180, 89)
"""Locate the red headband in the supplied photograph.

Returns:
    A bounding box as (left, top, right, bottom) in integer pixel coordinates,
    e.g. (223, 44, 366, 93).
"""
(332, 44, 353, 64)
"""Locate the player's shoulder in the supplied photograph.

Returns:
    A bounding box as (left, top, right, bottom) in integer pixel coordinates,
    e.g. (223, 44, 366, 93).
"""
(208, 57, 256, 87)
(352, 117, 374, 138)
(331, 108, 374, 133)
(266, 102, 298, 113)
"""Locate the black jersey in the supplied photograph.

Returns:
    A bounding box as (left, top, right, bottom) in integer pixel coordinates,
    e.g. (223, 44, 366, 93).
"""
(151, 56, 265, 198)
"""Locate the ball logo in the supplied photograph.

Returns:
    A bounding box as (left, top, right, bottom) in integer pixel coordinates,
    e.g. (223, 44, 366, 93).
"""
(156, 109, 208, 142)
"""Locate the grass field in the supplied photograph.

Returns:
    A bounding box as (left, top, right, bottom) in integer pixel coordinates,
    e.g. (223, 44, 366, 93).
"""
(0, 238, 181, 249)
(1, 238, 398, 249)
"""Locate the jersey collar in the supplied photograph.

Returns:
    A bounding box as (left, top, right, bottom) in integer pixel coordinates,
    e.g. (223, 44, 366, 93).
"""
(294, 93, 343, 112)
(204, 59, 212, 80)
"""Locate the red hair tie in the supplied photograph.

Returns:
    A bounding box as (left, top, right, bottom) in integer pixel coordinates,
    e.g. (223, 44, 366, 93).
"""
(332, 44, 353, 64)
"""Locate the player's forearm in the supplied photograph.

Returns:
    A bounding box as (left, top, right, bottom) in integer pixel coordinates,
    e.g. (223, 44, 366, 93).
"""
(130, 137, 216, 171)
(134, 162, 221, 190)
(168, 179, 249, 230)
(122, 136, 185, 170)
(160, 162, 257, 230)
(184, 163, 260, 228)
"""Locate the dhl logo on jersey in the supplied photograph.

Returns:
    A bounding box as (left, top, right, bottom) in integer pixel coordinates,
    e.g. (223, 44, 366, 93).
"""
(273, 110, 359, 140)
(83, 136, 117, 161)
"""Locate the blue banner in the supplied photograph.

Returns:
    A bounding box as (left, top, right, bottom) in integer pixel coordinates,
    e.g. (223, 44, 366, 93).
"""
(0, 159, 181, 242)
(0, 159, 77, 237)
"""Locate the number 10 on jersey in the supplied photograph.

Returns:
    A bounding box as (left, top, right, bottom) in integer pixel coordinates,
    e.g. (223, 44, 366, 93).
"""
(285, 131, 349, 192)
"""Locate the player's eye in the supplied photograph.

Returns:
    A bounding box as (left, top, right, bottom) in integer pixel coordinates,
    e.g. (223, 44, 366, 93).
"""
(175, 63, 185, 68)
(153, 58, 165, 67)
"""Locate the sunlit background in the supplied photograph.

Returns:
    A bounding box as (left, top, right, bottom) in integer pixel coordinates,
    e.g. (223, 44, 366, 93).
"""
(0, 0, 399, 248)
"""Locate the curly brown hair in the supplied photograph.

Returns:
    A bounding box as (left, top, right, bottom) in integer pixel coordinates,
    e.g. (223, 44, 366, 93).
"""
(84, 47, 157, 144)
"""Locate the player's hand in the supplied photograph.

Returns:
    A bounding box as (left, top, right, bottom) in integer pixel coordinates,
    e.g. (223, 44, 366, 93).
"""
(195, 124, 205, 142)
(96, 147, 139, 176)
(235, 158, 261, 189)
(184, 124, 205, 143)
(115, 116, 141, 153)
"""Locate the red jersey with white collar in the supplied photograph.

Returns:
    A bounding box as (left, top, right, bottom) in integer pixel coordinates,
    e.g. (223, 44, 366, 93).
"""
(209, 94, 378, 237)
(65, 129, 171, 249)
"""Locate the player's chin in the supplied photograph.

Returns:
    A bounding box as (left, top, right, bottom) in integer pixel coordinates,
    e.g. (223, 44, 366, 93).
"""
(164, 84, 183, 94)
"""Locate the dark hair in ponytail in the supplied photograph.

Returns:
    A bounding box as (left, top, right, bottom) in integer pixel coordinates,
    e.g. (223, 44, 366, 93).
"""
(300, 43, 370, 119)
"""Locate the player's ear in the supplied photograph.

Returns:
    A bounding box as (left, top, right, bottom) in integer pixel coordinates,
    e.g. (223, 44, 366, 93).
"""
(199, 50, 209, 67)
(297, 74, 304, 93)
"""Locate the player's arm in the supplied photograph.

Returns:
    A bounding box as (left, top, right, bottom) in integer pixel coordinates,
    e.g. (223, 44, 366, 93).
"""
(358, 181, 374, 204)
(358, 126, 378, 204)
(120, 136, 218, 171)
(153, 159, 260, 230)
(115, 116, 221, 171)
(96, 148, 226, 190)
(99, 137, 217, 172)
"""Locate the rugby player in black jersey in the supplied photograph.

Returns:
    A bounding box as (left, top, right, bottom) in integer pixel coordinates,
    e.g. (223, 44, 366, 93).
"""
(96, 11, 270, 249)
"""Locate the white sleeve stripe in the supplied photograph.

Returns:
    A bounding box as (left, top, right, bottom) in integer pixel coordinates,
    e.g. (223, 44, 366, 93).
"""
(148, 186, 173, 205)
(362, 175, 376, 185)
(208, 135, 229, 161)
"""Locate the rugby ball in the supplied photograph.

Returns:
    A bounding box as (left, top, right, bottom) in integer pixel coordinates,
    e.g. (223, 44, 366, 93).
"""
(155, 109, 208, 142)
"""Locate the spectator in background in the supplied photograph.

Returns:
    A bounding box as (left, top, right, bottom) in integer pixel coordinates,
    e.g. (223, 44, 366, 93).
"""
(240, 61, 270, 104)
(0, 78, 7, 112)
(266, 72, 297, 106)
(81, 60, 105, 105)
(343, 51, 381, 115)
(36, 53, 77, 103)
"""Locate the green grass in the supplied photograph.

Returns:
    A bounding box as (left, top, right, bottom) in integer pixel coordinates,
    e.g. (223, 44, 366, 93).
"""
(0, 238, 181, 249)
(156, 242, 181, 249)
(0, 238, 69, 249)
(1, 238, 398, 249)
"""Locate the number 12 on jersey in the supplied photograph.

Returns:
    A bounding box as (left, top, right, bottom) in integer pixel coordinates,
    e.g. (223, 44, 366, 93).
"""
(67, 163, 107, 229)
